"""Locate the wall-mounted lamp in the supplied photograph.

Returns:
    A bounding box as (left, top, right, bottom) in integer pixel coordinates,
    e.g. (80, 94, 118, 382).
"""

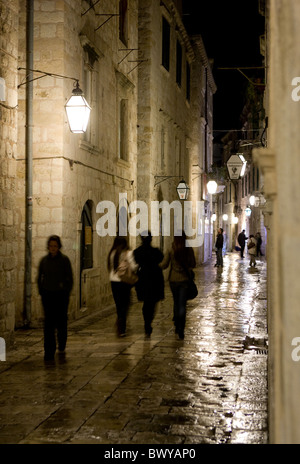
(65, 81, 91, 133)
(207, 180, 218, 195)
(223, 214, 228, 221)
(249, 195, 260, 207)
(176, 179, 190, 200)
(233, 216, 239, 224)
(211, 213, 217, 222)
(226, 153, 247, 180)
(18, 67, 91, 133)
(245, 206, 252, 217)
(154, 176, 190, 200)
(249, 195, 256, 206)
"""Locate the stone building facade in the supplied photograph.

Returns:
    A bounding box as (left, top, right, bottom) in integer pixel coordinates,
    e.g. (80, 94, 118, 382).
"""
(0, 0, 19, 345)
(137, 0, 216, 261)
(253, 0, 300, 444)
(15, 0, 139, 330)
(1, 0, 215, 346)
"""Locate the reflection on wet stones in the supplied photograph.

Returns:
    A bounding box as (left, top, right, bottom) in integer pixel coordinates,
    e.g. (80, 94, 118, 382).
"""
(0, 253, 268, 444)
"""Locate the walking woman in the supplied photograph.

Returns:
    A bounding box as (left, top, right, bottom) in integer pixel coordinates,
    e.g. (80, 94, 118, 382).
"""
(107, 237, 137, 337)
(160, 232, 196, 339)
(134, 231, 165, 336)
(38, 235, 73, 361)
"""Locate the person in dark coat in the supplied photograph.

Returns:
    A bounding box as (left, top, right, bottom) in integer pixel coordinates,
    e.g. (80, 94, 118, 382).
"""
(238, 229, 248, 258)
(38, 235, 73, 361)
(134, 231, 164, 336)
(255, 232, 263, 256)
(214, 228, 224, 267)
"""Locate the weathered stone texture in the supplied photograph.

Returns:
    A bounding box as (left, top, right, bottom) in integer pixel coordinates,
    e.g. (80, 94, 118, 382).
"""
(0, 0, 19, 346)
(2, 1, 214, 345)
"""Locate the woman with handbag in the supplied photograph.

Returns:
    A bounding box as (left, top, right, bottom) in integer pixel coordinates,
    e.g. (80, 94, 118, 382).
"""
(160, 232, 196, 340)
(247, 234, 257, 268)
(107, 237, 138, 337)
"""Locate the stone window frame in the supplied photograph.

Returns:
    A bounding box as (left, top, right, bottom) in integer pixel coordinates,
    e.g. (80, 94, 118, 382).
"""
(79, 35, 103, 154)
(176, 38, 182, 88)
(161, 126, 166, 172)
(116, 70, 134, 164)
(161, 15, 171, 72)
(119, 0, 129, 47)
(186, 60, 191, 102)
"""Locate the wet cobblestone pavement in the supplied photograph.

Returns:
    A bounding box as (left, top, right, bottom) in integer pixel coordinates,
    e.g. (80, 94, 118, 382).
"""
(0, 252, 268, 445)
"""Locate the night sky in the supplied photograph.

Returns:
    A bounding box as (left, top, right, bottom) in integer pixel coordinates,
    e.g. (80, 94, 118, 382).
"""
(182, 0, 265, 135)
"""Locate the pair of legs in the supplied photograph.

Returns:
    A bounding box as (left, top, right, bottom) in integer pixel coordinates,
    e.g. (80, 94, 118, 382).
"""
(169, 281, 188, 339)
(240, 245, 245, 258)
(142, 299, 157, 336)
(42, 290, 69, 361)
(111, 281, 131, 336)
(216, 248, 223, 267)
(249, 255, 256, 267)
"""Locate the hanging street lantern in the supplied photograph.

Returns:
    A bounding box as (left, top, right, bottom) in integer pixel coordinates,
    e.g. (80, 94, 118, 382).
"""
(18, 68, 92, 134)
(65, 81, 91, 133)
(176, 179, 190, 200)
(226, 154, 247, 180)
(245, 206, 252, 217)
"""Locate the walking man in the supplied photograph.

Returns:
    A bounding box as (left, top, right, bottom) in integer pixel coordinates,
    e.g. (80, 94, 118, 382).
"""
(215, 228, 224, 268)
(238, 229, 248, 259)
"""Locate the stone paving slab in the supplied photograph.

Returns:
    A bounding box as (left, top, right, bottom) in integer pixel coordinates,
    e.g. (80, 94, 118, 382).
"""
(0, 252, 268, 445)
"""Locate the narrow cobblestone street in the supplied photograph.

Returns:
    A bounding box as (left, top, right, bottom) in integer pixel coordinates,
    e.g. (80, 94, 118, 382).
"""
(0, 252, 268, 445)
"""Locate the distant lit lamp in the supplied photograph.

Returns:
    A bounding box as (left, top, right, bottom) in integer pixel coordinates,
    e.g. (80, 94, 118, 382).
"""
(65, 81, 91, 133)
(211, 213, 217, 222)
(233, 216, 239, 224)
(207, 180, 218, 195)
(249, 195, 256, 206)
(176, 179, 190, 200)
(223, 214, 228, 221)
(245, 206, 252, 217)
(249, 195, 260, 207)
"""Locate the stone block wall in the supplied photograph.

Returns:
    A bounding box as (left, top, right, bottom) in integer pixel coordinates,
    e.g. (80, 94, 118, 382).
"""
(0, 0, 19, 345)
(15, 0, 138, 327)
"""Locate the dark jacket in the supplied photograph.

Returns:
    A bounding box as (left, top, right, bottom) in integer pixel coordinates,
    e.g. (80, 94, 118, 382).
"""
(215, 233, 224, 250)
(38, 251, 73, 295)
(238, 232, 247, 247)
(134, 244, 164, 302)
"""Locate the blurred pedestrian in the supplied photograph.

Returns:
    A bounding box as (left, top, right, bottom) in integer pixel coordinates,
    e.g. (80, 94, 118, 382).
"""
(238, 229, 248, 258)
(107, 237, 137, 337)
(38, 235, 73, 361)
(214, 228, 224, 267)
(255, 232, 263, 256)
(134, 231, 164, 337)
(247, 234, 257, 267)
(160, 232, 196, 340)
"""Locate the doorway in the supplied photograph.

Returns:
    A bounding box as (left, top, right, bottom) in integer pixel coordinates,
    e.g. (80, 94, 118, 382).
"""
(80, 201, 93, 307)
